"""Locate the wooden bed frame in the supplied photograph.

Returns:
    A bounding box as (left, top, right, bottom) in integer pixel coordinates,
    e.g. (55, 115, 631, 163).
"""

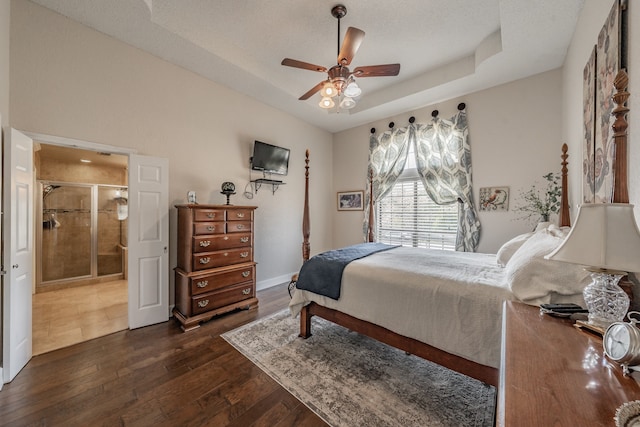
(296, 72, 629, 387)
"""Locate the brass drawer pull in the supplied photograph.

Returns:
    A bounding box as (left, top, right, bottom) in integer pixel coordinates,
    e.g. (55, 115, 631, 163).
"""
(236, 224, 245, 230)
(199, 241, 211, 247)
(236, 212, 245, 218)
(223, 252, 229, 257)
(198, 300, 209, 308)
(206, 213, 215, 218)
(242, 288, 251, 295)
(242, 271, 250, 278)
(224, 236, 229, 241)
(240, 252, 249, 258)
(207, 225, 215, 232)
(199, 257, 210, 264)
(196, 280, 208, 288)
(240, 237, 249, 243)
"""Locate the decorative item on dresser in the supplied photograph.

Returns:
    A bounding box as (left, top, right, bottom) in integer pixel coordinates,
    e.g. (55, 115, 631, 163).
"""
(174, 204, 258, 331)
(220, 181, 236, 205)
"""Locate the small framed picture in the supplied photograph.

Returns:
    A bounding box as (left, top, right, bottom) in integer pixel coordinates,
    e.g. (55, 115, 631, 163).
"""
(337, 190, 364, 211)
(479, 186, 509, 211)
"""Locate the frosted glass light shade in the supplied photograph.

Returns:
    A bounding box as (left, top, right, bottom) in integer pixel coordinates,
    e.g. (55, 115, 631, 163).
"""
(339, 97, 356, 109)
(320, 82, 338, 98)
(319, 96, 335, 109)
(344, 81, 361, 98)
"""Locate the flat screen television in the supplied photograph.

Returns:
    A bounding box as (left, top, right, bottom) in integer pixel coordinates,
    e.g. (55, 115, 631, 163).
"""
(251, 141, 290, 176)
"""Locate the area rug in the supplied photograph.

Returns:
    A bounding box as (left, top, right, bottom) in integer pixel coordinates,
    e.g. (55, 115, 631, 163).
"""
(222, 309, 496, 427)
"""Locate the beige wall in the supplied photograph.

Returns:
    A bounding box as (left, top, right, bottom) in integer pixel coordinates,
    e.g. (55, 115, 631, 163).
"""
(333, 69, 564, 253)
(0, 0, 8, 126)
(562, 1, 640, 220)
(9, 0, 334, 293)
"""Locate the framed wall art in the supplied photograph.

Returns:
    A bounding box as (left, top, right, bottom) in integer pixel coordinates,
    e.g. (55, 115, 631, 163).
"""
(584, 0, 628, 203)
(337, 190, 364, 211)
(583, 46, 596, 203)
(479, 187, 509, 211)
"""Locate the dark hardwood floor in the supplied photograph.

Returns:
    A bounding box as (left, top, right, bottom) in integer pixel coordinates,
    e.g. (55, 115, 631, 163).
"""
(0, 283, 328, 426)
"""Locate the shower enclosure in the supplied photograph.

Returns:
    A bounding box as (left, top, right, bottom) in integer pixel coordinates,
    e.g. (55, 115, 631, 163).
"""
(37, 182, 128, 289)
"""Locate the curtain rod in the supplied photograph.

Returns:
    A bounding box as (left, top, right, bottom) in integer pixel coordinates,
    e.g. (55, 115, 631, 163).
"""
(369, 103, 467, 134)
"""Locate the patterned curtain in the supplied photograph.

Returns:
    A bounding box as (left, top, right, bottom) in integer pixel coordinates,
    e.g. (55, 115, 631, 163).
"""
(364, 109, 480, 252)
(414, 110, 480, 251)
(362, 127, 411, 239)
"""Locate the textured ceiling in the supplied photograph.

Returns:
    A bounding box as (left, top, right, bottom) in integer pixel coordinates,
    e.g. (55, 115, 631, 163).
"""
(30, 0, 585, 133)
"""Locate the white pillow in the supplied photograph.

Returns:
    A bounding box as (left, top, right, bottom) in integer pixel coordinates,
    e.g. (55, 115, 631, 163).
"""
(505, 229, 590, 305)
(534, 221, 553, 232)
(496, 232, 534, 267)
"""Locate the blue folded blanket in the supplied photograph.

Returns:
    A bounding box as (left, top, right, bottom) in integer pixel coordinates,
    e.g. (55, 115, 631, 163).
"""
(295, 242, 398, 300)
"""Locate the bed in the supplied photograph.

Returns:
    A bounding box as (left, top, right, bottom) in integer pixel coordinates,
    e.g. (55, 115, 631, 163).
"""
(289, 75, 631, 388)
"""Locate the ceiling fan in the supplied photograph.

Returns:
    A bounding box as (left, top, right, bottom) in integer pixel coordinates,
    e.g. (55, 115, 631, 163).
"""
(281, 4, 400, 110)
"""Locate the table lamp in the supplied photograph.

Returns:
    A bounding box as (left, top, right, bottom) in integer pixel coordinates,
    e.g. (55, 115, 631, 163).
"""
(545, 203, 640, 327)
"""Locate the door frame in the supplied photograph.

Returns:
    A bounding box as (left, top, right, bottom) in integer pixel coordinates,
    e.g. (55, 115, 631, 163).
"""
(3, 130, 171, 385)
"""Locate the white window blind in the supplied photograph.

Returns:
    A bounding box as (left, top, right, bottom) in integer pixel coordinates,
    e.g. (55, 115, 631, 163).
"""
(375, 146, 458, 250)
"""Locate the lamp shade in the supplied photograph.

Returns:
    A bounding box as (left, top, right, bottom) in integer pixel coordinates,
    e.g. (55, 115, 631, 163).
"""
(546, 203, 640, 273)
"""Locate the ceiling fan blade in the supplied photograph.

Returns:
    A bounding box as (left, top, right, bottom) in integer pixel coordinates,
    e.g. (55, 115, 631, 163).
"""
(353, 64, 401, 77)
(281, 58, 327, 73)
(299, 81, 325, 100)
(337, 27, 365, 66)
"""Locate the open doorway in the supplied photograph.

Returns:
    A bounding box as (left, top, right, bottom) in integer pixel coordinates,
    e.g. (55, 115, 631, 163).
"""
(32, 143, 129, 355)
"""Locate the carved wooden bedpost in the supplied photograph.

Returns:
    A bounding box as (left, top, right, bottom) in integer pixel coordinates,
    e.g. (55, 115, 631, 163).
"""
(612, 69, 630, 204)
(559, 143, 570, 227)
(289, 149, 311, 298)
(367, 169, 374, 242)
(302, 149, 311, 261)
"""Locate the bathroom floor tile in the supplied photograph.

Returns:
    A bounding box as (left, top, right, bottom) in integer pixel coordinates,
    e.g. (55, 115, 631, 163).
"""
(33, 280, 128, 355)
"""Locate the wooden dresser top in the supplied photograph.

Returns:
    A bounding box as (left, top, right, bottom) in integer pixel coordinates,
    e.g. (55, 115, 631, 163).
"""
(498, 301, 640, 426)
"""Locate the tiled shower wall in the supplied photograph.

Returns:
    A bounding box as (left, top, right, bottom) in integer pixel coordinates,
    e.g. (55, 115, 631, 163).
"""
(36, 148, 128, 285)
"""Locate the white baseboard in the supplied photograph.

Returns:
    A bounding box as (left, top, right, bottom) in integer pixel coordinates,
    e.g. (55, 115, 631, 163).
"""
(257, 272, 295, 291)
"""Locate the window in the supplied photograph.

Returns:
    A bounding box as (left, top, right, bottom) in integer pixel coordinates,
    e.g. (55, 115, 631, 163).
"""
(375, 144, 458, 250)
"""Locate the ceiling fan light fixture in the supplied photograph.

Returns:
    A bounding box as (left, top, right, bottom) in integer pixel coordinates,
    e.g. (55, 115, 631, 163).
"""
(319, 96, 335, 109)
(320, 81, 338, 98)
(339, 96, 356, 110)
(344, 81, 361, 98)
(281, 4, 400, 113)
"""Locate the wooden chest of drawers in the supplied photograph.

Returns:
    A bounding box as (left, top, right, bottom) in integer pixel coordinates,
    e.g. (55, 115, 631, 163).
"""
(173, 204, 258, 331)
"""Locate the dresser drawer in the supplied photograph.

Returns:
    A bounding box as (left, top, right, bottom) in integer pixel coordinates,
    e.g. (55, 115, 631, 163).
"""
(194, 209, 225, 222)
(193, 221, 225, 235)
(191, 282, 255, 315)
(227, 221, 252, 233)
(193, 247, 252, 270)
(188, 264, 255, 295)
(193, 233, 251, 253)
(227, 209, 252, 221)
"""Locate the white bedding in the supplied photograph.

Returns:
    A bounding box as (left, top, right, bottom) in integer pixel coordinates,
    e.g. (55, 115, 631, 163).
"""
(290, 231, 589, 369)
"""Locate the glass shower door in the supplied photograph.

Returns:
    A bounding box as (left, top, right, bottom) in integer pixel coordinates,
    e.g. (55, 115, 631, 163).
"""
(97, 186, 127, 276)
(41, 184, 92, 282)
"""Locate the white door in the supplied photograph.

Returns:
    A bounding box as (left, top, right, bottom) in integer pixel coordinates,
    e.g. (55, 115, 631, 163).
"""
(2, 129, 34, 383)
(128, 154, 169, 328)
